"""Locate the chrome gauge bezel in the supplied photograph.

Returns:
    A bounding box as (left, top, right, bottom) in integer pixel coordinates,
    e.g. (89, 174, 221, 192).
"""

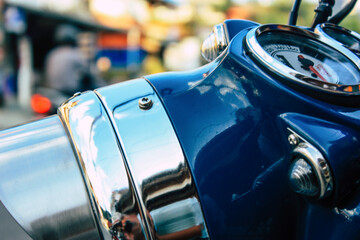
(245, 24, 360, 97)
(315, 23, 360, 55)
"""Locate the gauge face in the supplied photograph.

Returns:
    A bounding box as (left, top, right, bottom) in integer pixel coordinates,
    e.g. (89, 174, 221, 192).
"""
(245, 25, 360, 97)
(262, 40, 340, 84)
(258, 31, 360, 85)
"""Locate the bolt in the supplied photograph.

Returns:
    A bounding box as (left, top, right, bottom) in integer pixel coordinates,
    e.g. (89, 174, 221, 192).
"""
(288, 134, 299, 146)
(139, 97, 153, 110)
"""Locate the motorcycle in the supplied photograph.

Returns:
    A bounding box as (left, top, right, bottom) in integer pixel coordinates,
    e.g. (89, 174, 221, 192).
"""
(1, 0, 360, 239)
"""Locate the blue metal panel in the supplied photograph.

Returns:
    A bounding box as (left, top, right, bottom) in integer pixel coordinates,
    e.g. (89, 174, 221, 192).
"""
(145, 25, 360, 239)
(303, 188, 360, 239)
(224, 19, 259, 41)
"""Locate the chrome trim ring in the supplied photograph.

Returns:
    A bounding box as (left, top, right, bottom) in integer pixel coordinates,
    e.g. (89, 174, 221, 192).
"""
(58, 90, 149, 240)
(96, 78, 209, 240)
(287, 128, 333, 199)
(245, 24, 360, 96)
(58, 78, 209, 239)
(315, 23, 360, 56)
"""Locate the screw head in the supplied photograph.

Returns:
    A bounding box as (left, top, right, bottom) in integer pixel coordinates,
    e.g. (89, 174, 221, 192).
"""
(288, 134, 299, 146)
(139, 97, 153, 110)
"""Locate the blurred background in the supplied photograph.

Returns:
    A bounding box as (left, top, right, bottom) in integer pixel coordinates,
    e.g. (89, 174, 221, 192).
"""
(0, 0, 359, 129)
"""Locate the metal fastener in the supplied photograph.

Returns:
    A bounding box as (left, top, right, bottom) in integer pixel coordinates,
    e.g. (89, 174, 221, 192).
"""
(288, 134, 299, 146)
(139, 97, 153, 110)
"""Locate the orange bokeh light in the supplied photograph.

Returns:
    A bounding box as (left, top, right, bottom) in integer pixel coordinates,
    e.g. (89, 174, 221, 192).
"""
(31, 94, 52, 114)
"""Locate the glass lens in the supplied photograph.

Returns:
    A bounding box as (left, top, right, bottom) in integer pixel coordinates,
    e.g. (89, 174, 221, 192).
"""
(258, 31, 360, 85)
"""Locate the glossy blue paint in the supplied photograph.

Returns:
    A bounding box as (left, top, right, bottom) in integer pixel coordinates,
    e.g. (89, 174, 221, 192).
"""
(145, 24, 360, 239)
(303, 187, 360, 239)
(224, 19, 259, 41)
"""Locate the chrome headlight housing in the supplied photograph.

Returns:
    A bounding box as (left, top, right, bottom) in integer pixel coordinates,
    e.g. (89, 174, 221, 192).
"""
(0, 79, 209, 240)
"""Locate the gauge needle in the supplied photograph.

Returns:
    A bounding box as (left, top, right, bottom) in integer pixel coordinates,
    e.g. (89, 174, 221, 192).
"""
(297, 55, 328, 82)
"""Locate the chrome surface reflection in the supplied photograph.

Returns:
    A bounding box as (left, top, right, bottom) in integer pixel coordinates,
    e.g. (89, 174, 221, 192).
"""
(58, 91, 148, 240)
(96, 78, 209, 240)
(287, 128, 333, 199)
(315, 23, 360, 56)
(201, 23, 229, 62)
(0, 116, 100, 239)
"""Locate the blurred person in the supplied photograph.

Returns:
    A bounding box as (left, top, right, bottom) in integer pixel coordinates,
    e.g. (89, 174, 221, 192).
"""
(44, 24, 103, 96)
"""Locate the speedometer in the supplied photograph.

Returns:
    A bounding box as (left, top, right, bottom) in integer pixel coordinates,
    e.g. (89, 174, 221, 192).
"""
(245, 24, 360, 104)
(258, 31, 357, 85)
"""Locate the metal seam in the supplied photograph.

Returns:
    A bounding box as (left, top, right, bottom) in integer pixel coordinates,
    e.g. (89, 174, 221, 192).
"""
(57, 94, 106, 240)
(94, 87, 154, 240)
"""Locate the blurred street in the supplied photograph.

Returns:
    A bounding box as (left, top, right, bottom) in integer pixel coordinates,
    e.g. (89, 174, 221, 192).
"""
(0, 102, 39, 130)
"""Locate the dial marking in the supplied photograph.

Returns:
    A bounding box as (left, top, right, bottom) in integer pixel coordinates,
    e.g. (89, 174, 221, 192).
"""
(276, 54, 294, 69)
(298, 55, 328, 82)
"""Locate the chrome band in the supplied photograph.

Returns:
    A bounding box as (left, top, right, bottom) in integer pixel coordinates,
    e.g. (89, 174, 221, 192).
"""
(0, 116, 100, 239)
(58, 90, 148, 240)
(315, 23, 360, 56)
(96, 78, 209, 239)
(245, 24, 360, 95)
(287, 128, 333, 199)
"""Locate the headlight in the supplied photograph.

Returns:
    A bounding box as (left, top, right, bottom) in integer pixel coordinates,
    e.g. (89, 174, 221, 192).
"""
(201, 23, 229, 62)
(0, 79, 209, 240)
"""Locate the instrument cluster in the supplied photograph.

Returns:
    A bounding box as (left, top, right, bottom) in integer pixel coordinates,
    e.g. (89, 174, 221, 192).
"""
(245, 24, 360, 106)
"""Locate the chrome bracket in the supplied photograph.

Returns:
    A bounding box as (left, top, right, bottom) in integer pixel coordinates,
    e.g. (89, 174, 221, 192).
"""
(287, 128, 333, 199)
